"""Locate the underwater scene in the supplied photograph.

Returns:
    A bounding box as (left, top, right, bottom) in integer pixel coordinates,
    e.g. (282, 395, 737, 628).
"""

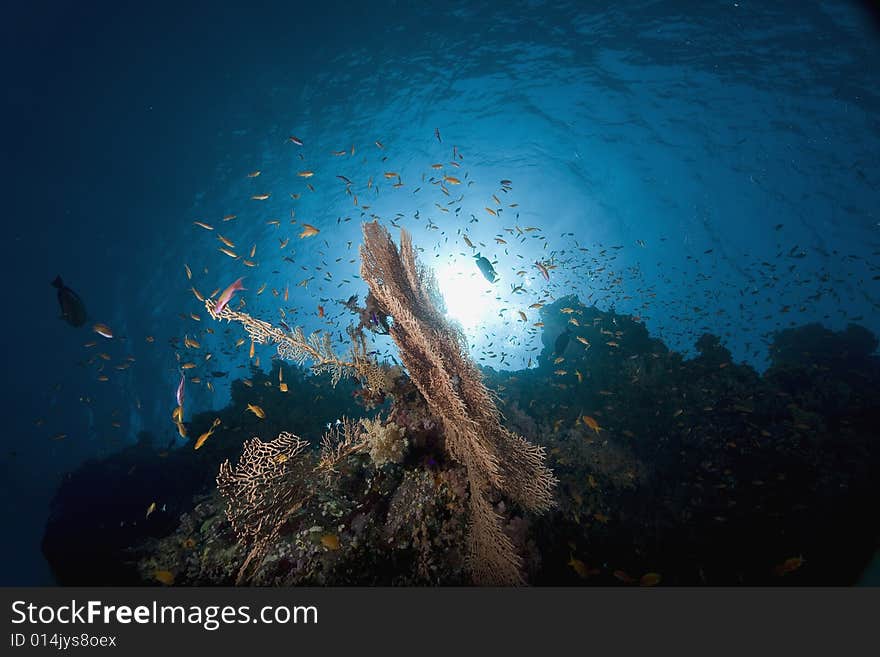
(3, 1, 879, 587)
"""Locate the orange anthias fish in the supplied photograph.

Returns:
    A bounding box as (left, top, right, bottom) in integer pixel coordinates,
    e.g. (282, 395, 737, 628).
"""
(213, 277, 246, 313)
(93, 323, 114, 339)
(582, 415, 602, 434)
(194, 418, 222, 450)
(299, 224, 320, 238)
(774, 555, 806, 576)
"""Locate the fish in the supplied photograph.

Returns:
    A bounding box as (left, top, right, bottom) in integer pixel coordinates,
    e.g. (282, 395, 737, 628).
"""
(582, 415, 602, 434)
(298, 171, 314, 178)
(153, 570, 175, 586)
(434, 127, 441, 143)
(444, 175, 461, 184)
(176, 372, 185, 407)
(52, 276, 87, 327)
(535, 261, 551, 281)
(246, 403, 265, 419)
(299, 224, 320, 238)
(194, 418, 222, 450)
(613, 570, 637, 584)
(146, 501, 157, 518)
(568, 554, 596, 579)
(213, 277, 246, 313)
(247, 170, 261, 178)
(320, 534, 340, 550)
(193, 221, 214, 230)
(93, 323, 114, 339)
(774, 555, 806, 576)
(318, 305, 325, 318)
(251, 194, 270, 200)
(288, 135, 303, 146)
(474, 254, 499, 283)
(575, 336, 591, 348)
(640, 572, 662, 587)
(485, 207, 497, 216)
(184, 264, 192, 280)
(217, 234, 235, 248)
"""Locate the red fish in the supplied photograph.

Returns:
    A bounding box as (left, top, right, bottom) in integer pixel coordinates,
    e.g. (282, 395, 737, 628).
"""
(214, 277, 246, 313)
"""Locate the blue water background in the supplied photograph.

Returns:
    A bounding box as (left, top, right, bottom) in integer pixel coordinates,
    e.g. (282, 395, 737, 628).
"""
(1, 1, 878, 584)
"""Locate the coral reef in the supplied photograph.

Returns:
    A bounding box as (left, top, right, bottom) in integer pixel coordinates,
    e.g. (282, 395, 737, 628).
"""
(43, 271, 880, 587)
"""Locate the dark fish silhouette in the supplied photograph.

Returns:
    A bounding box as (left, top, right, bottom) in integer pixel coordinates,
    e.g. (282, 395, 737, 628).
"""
(52, 276, 87, 327)
(554, 326, 572, 356)
(474, 254, 499, 283)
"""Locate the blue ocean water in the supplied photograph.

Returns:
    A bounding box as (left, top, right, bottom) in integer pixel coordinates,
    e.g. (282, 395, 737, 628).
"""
(1, 1, 878, 584)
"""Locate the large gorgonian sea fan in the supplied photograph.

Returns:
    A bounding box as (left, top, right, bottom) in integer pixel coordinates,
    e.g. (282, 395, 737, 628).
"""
(359, 220, 557, 585)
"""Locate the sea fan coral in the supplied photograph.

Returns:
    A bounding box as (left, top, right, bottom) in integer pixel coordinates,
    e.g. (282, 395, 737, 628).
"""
(216, 431, 311, 583)
(359, 221, 556, 585)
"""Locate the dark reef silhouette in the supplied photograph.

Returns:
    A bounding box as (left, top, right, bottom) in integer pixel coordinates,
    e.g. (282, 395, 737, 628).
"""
(42, 298, 880, 585)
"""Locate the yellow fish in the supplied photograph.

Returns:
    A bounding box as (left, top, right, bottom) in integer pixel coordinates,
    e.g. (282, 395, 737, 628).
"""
(146, 501, 157, 518)
(246, 403, 265, 419)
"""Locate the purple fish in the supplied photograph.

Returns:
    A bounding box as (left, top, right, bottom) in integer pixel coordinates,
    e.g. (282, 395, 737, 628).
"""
(176, 372, 185, 407)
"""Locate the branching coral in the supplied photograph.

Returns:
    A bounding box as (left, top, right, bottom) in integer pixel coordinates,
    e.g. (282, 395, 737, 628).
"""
(360, 221, 557, 585)
(216, 431, 311, 584)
